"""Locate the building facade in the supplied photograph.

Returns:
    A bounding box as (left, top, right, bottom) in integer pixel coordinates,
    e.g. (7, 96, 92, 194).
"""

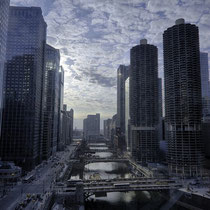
(62, 105, 74, 145)
(104, 119, 112, 140)
(57, 66, 64, 149)
(200, 52, 210, 119)
(125, 77, 130, 151)
(83, 113, 100, 141)
(0, 7, 47, 170)
(158, 78, 163, 142)
(42, 44, 60, 159)
(0, 0, 10, 136)
(130, 39, 159, 164)
(117, 65, 129, 151)
(163, 19, 204, 176)
(117, 65, 129, 133)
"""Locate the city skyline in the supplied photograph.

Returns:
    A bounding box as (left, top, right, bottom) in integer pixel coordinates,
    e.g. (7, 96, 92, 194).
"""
(10, 0, 210, 128)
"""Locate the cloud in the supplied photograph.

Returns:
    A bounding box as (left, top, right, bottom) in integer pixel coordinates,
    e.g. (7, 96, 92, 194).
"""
(10, 0, 210, 128)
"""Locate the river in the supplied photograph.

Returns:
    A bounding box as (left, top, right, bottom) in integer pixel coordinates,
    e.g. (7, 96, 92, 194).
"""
(69, 143, 210, 210)
(71, 143, 171, 209)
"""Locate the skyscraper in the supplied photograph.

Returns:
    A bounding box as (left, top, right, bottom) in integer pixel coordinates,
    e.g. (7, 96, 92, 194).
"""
(42, 44, 60, 159)
(104, 119, 112, 140)
(130, 39, 159, 164)
(200, 52, 210, 118)
(158, 78, 163, 142)
(62, 105, 74, 145)
(117, 65, 129, 133)
(125, 77, 130, 150)
(83, 113, 100, 141)
(117, 65, 129, 151)
(57, 66, 64, 149)
(163, 19, 204, 176)
(0, 7, 47, 170)
(0, 0, 10, 136)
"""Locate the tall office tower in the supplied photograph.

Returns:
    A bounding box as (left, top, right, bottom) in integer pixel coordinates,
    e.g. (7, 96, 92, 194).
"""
(83, 113, 100, 141)
(42, 44, 60, 159)
(57, 66, 64, 149)
(0, 0, 10, 136)
(0, 7, 47, 170)
(61, 105, 74, 145)
(163, 19, 204, 176)
(117, 65, 129, 134)
(158, 78, 163, 142)
(104, 119, 112, 140)
(200, 52, 210, 162)
(130, 39, 159, 164)
(200, 52, 210, 118)
(125, 77, 130, 150)
(69, 109, 74, 144)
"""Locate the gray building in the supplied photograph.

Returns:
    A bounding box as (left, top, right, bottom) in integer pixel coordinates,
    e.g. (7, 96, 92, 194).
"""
(0, 0, 10, 136)
(158, 78, 163, 142)
(0, 7, 47, 170)
(57, 66, 64, 149)
(125, 77, 130, 150)
(117, 65, 129, 134)
(62, 105, 74, 145)
(104, 119, 112, 140)
(130, 39, 159, 164)
(42, 44, 60, 159)
(200, 52, 210, 119)
(83, 113, 100, 141)
(163, 19, 204, 177)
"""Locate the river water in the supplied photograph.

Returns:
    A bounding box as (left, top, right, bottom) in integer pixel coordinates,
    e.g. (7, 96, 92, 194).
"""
(68, 143, 210, 209)
(71, 143, 172, 209)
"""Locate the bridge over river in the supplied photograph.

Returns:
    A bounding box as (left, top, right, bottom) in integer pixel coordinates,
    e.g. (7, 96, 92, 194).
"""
(55, 178, 182, 194)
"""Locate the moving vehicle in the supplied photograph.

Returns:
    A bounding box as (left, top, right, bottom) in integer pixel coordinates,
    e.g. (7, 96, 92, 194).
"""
(22, 174, 35, 183)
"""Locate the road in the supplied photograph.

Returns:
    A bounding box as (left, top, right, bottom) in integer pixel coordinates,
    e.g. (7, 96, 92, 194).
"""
(0, 144, 77, 210)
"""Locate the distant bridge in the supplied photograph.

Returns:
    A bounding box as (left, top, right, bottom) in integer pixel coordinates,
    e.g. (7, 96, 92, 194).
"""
(85, 149, 114, 153)
(88, 144, 110, 148)
(87, 139, 111, 144)
(55, 179, 182, 194)
(85, 158, 129, 164)
(83, 157, 153, 178)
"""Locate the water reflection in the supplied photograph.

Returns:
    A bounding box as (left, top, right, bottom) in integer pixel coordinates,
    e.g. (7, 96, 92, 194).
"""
(89, 146, 108, 150)
(93, 152, 112, 158)
(84, 162, 133, 180)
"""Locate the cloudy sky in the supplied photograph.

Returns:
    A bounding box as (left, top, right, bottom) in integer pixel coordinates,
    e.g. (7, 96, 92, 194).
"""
(11, 0, 210, 129)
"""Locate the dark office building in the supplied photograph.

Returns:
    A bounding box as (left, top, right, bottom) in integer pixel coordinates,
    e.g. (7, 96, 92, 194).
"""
(0, 7, 47, 170)
(0, 0, 10, 136)
(83, 113, 100, 141)
(200, 52, 210, 119)
(130, 39, 159, 164)
(42, 44, 60, 160)
(104, 119, 112, 140)
(62, 105, 74, 146)
(57, 66, 64, 149)
(163, 19, 204, 177)
(117, 65, 129, 151)
(117, 65, 129, 133)
(158, 78, 163, 142)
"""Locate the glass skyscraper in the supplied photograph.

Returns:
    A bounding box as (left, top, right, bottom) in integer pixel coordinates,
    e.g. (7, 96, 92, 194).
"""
(117, 65, 129, 151)
(42, 44, 60, 159)
(57, 66, 64, 149)
(200, 52, 210, 119)
(0, 0, 10, 136)
(0, 7, 47, 170)
(163, 19, 204, 177)
(117, 65, 129, 133)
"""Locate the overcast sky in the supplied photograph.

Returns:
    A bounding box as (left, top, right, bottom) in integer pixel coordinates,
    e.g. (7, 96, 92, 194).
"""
(11, 0, 210, 129)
